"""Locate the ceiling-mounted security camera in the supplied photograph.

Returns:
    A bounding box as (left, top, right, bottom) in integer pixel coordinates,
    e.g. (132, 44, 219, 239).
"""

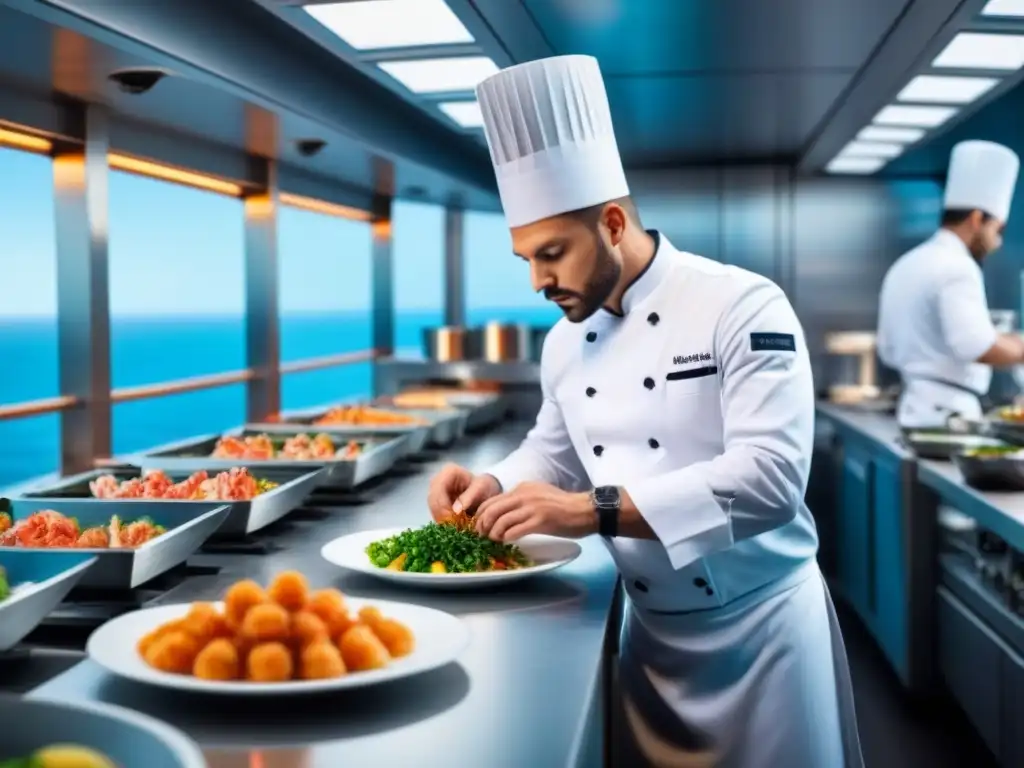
(296, 139, 327, 157)
(108, 68, 169, 95)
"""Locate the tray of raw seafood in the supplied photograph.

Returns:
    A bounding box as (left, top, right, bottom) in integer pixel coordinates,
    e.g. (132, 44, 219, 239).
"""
(0, 495, 228, 589)
(125, 428, 408, 489)
(17, 465, 321, 539)
(252, 402, 434, 453)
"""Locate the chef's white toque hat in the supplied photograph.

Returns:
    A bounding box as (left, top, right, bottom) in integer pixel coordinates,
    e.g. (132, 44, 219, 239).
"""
(944, 140, 1020, 221)
(475, 55, 630, 228)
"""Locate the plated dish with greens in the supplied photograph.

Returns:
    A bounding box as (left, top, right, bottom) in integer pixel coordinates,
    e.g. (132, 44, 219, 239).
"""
(321, 513, 582, 590)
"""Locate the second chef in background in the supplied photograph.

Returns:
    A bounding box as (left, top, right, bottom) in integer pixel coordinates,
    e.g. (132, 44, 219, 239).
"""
(878, 140, 1022, 428)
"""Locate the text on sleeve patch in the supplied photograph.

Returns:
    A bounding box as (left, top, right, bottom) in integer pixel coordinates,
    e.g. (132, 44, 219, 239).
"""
(750, 332, 796, 352)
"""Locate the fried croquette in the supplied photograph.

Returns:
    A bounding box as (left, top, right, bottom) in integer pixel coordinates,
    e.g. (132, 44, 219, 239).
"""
(193, 638, 240, 681)
(299, 641, 346, 680)
(181, 602, 232, 644)
(241, 602, 291, 643)
(338, 623, 391, 671)
(358, 606, 415, 658)
(137, 618, 185, 657)
(291, 610, 329, 649)
(247, 642, 293, 682)
(307, 588, 354, 638)
(224, 579, 268, 629)
(144, 631, 202, 674)
(268, 570, 309, 612)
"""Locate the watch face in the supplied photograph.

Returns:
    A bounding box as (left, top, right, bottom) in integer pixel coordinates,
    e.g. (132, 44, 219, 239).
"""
(595, 486, 618, 506)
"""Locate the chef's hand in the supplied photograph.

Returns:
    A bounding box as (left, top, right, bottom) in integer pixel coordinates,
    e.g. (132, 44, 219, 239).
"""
(474, 482, 597, 542)
(426, 463, 501, 521)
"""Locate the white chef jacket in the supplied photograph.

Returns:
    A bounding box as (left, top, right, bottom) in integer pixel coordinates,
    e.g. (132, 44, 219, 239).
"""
(486, 231, 820, 613)
(877, 229, 998, 428)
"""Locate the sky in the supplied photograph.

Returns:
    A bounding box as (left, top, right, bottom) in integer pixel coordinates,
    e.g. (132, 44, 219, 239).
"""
(0, 145, 552, 318)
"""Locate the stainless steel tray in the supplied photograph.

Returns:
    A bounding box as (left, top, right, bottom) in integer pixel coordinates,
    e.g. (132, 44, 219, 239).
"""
(3, 694, 206, 768)
(126, 429, 409, 489)
(449, 392, 506, 432)
(373, 403, 468, 446)
(17, 466, 321, 538)
(0, 498, 229, 589)
(250, 406, 432, 455)
(0, 550, 97, 651)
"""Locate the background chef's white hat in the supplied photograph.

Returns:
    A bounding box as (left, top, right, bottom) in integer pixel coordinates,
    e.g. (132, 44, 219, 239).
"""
(475, 55, 629, 228)
(944, 140, 1020, 221)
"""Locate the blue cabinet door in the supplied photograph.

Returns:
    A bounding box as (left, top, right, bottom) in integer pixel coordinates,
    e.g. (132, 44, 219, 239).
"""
(839, 442, 873, 624)
(872, 454, 909, 684)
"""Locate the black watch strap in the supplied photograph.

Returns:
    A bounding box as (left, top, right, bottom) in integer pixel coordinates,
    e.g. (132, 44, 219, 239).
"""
(592, 485, 620, 538)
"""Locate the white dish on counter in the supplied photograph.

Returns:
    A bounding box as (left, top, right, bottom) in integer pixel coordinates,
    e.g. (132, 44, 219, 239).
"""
(86, 598, 469, 695)
(321, 527, 582, 590)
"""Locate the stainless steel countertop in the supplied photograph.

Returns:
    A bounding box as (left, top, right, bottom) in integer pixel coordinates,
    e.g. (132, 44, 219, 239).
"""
(815, 401, 1024, 548)
(815, 402, 908, 458)
(22, 424, 620, 768)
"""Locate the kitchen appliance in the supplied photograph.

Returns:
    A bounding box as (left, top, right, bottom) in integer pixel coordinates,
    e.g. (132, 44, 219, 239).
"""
(824, 331, 882, 405)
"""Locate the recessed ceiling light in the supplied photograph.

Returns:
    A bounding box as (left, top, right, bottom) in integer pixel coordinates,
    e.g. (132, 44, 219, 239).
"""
(303, 0, 474, 50)
(839, 141, 904, 159)
(826, 157, 886, 175)
(873, 104, 957, 128)
(377, 56, 499, 93)
(897, 74, 1000, 104)
(857, 125, 926, 143)
(439, 101, 483, 128)
(932, 32, 1024, 70)
(982, 0, 1024, 17)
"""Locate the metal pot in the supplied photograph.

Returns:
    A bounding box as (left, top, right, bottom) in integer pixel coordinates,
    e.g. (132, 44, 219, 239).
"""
(421, 326, 468, 362)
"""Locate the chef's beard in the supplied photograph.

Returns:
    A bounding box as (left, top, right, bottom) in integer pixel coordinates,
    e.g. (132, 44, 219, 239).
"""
(544, 237, 622, 322)
(969, 236, 993, 263)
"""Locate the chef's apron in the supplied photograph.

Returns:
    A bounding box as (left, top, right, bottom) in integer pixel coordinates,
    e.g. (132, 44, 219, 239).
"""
(617, 559, 863, 768)
(897, 376, 989, 429)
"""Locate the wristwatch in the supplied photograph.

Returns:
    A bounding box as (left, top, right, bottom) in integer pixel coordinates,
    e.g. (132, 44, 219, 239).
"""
(591, 485, 620, 538)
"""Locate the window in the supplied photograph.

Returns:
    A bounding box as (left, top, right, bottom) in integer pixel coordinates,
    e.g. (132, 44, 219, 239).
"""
(279, 205, 373, 410)
(464, 211, 560, 327)
(0, 146, 59, 488)
(108, 172, 247, 454)
(393, 200, 444, 356)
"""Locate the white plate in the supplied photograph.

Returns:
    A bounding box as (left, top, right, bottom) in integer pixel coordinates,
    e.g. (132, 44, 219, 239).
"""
(86, 598, 469, 695)
(321, 527, 582, 590)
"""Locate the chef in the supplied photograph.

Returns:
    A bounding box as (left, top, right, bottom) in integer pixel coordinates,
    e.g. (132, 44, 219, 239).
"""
(426, 55, 862, 767)
(878, 140, 1022, 428)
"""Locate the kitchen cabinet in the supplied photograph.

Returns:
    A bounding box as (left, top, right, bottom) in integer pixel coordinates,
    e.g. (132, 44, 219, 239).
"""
(829, 427, 913, 685)
(937, 586, 1002, 756)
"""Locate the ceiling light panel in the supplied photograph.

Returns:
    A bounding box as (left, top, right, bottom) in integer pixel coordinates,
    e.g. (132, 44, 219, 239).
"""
(303, 0, 473, 50)
(897, 74, 999, 104)
(839, 141, 904, 159)
(932, 32, 1024, 70)
(873, 104, 958, 128)
(827, 157, 886, 175)
(857, 125, 926, 143)
(439, 101, 484, 128)
(982, 0, 1024, 17)
(378, 56, 498, 93)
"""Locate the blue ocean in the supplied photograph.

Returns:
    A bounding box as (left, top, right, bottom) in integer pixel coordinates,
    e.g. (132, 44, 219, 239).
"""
(0, 308, 556, 489)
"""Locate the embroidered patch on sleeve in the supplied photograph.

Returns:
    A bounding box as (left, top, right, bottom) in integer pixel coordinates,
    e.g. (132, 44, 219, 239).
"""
(750, 332, 796, 352)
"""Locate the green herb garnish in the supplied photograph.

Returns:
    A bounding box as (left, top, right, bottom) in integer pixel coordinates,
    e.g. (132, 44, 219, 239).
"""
(366, 518, 530, 574)
(0, 566, 9, 602)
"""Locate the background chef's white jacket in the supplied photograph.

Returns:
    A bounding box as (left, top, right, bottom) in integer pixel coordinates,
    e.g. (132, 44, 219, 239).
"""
(486, 232, 820, 614)
(877, 229, 999, 427)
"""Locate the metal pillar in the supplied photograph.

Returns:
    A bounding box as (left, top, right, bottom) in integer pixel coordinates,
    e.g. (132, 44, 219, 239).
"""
(443, 206, 465, 327)
(243, 160, 281, 421)
(371, 194, 394, 395)
(54, 105, 112, 474)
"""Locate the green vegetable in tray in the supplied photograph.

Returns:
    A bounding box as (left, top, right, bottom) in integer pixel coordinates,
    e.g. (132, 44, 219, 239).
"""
(367, 514, 531, 574)
(0, 566, 9, 602)
(256, 478, 279, 494)
(963, 445, 1024, 458)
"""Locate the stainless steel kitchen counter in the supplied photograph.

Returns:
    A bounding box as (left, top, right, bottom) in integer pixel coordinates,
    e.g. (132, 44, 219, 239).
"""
(22, 424, 620, 768)
(815, 401, 908, 458)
